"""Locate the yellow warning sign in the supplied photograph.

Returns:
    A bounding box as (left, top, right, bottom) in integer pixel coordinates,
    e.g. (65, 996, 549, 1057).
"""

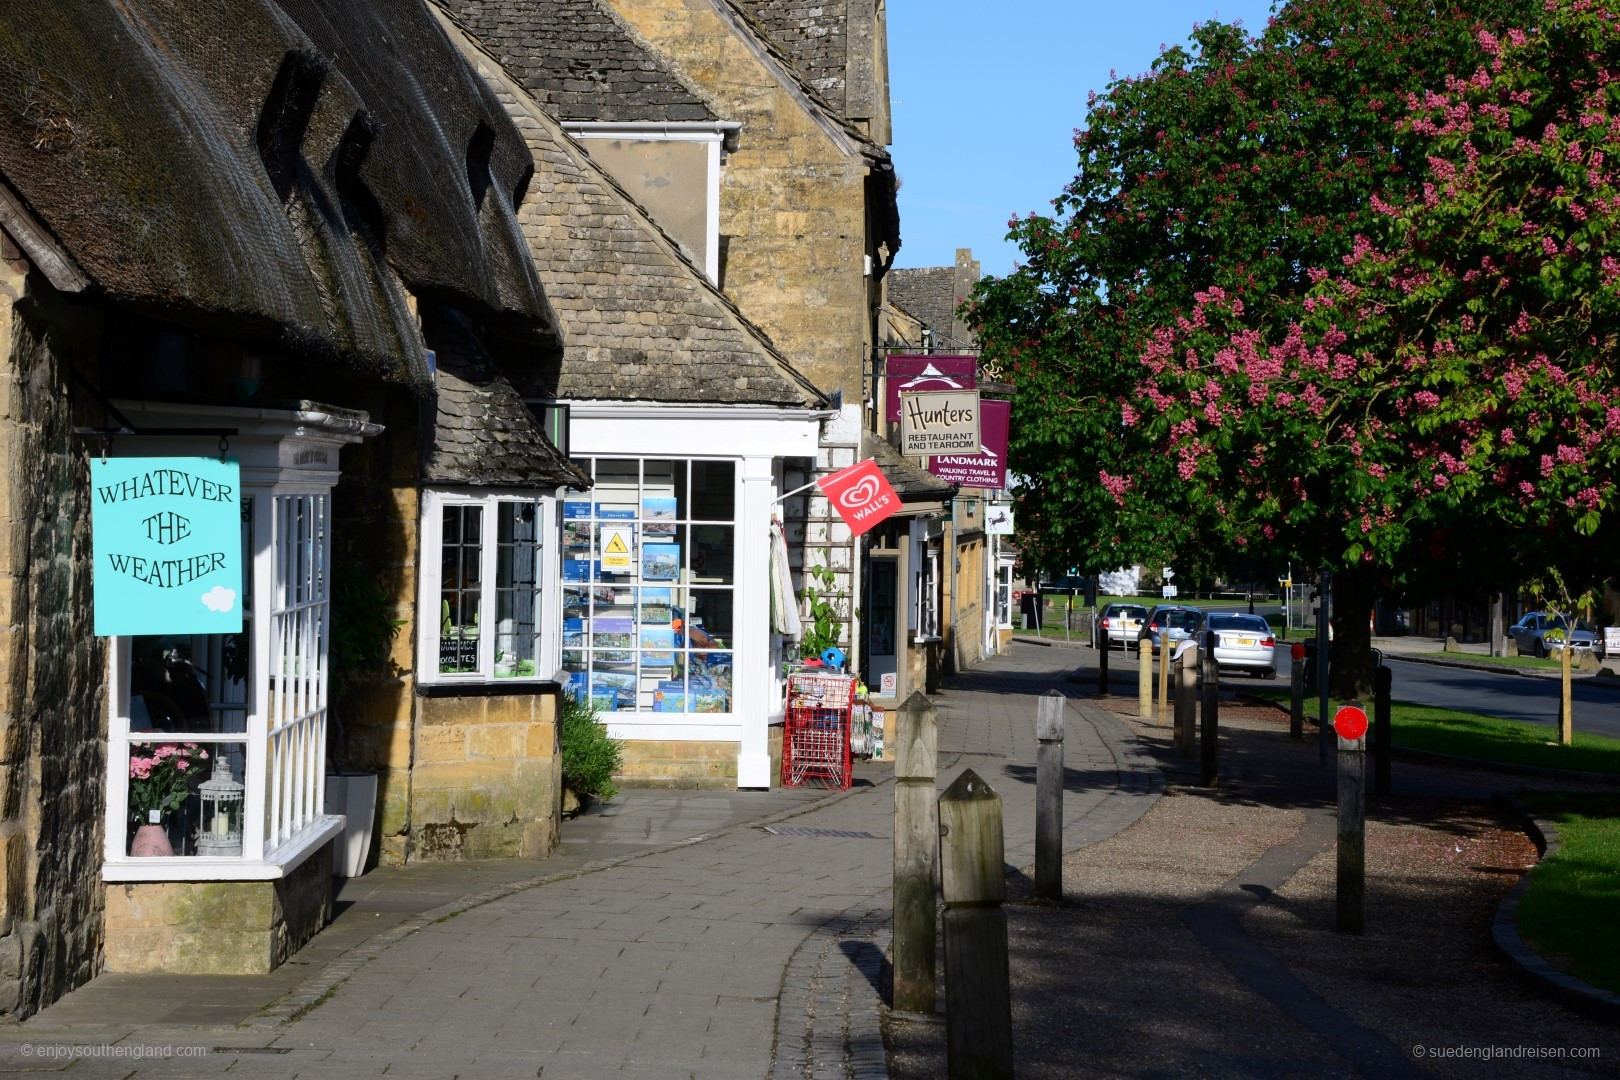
(601, 527, 634, 571)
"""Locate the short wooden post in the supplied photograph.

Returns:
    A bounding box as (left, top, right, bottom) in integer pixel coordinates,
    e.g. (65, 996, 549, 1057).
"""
(1157, 633, 1172, 726)
(939, 770, 1013, 1080)
(1096, 628, 1109, 696)
(1137, 637, 1152, 719)
(1174, 643, 1197, 757)
(893, 691, 939, 1014)
(1288, 643, 1305, 740)
(1373, 665, 1392, 795)
(1337, 726, 1366, 934)
(1199, 635, 1219, 787)
(1034, 692, 1064, 901)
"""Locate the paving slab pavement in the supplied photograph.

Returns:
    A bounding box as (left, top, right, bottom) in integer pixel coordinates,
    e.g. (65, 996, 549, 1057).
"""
(0, 643, 1152, 1078)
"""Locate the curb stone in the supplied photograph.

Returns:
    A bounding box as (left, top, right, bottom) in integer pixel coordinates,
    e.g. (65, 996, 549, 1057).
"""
(1492, 799, 1620, 1025)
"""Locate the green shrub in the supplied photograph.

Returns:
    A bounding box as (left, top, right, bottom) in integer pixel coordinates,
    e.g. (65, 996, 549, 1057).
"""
(560, 692, 623, 802)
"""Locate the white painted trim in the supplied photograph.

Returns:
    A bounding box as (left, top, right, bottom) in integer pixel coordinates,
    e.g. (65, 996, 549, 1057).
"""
(570, 411, 822, 461)
(603, 721, 742, 742)
(562, 122, 740, 141)
(416, 489, 562, 686)
(736, 456, 774, 788)
(103, 815, 344, 882)
(563, 401, 836, 422)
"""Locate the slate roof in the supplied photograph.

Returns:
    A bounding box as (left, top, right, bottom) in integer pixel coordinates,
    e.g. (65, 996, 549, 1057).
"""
(888, 267, 976, 353)
(436, 0, 718, 123)
(0, 0, 555, 391)
(863, 432, 955, 502)
(446, 25, 830, 409)
(421, 308, 589, 488)
(734, 0, 848, 102)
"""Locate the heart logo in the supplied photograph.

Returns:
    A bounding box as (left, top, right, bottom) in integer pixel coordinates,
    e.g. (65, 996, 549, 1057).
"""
(839, 476, 881, 508)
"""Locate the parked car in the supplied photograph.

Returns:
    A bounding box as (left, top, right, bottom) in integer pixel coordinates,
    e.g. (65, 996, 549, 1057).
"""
(1509, 612, 1598, 658)
(1200, 612, 1277, 679)
(1093, 603, 1149, 651)
(1144, 605, 1205, 656)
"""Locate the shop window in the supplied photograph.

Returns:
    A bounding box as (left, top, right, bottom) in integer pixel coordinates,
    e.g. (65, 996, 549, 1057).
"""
(995, 561, 1014, 628)
(914, 542, 941, 641)
(106, 492, 341, 877)
(419, 491, 558, 683)
(561, 458, 736, 714)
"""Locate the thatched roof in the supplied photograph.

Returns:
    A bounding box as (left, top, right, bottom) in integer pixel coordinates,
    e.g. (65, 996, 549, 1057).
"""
(0, 0, 558, 392)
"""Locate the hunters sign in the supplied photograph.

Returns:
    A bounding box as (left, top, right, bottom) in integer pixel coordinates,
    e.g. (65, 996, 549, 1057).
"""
(900, 390, 981, 456)
(91, 457, 244, 636)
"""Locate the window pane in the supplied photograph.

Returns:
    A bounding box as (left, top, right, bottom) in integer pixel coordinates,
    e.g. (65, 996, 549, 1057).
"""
(690, 460, 734, 520)
(684, 589, 732, 649)
(440, 505, 482, 674)
(689, 651, 732, 711)
(494, 501, 543, 678)
(691, 524, 732, 584)
(126, 740, 248, 857)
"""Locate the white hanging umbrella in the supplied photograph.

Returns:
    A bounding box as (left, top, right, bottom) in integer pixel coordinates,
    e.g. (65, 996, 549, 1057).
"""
(769, 519, 801, 638)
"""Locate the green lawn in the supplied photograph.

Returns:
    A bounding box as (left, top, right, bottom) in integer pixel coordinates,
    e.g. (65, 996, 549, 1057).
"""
(1417, 651, 1567, 671)
(1513, 792, 1620, 994)
(1241, 690, 1620, 776)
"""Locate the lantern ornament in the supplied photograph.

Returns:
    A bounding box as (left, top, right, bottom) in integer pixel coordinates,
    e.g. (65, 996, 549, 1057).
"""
(196, 755, 244, 857)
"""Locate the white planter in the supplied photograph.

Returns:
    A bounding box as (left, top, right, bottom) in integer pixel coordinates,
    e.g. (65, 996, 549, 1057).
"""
(323, 773, 378, 878)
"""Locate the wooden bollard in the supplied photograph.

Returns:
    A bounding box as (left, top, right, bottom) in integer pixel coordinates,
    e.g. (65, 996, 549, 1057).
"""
(1199, 635, 1219, 787)
(1157, 633, 1172, 726)
(1373, 666, 1392, 795)
(1288, 642, 1306, 740)
(1137, 637, 1152, 719)
(1034, 691, 1064, 901)
(1174, 643, 1197, 757)
(939, 769, 1013, 1080)
(1337, 718, 1367, 934)
(893, 691, 939, 1014)
(1096, 629, 1109, 696)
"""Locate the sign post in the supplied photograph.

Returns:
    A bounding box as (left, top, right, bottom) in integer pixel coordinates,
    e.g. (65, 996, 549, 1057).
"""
(900, 390, 981, 457)
(1334, 704, 1368, 934)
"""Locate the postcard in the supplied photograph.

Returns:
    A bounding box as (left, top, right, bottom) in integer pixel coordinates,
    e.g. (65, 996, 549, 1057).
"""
(563, 501, 592, 520)
(642, 497, 677, 535)
(642, 543, 680, 582)
(639, 625, 676, 665)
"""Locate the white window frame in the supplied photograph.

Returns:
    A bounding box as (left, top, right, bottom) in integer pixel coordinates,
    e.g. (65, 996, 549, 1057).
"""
(97, 404, 374, 882)
(913, 539, 942, 643)
(561, 122, 738, 284)
(995, 558, 1015, 630)
(562, 456, 740, 719)
(416, 489, 562, 686)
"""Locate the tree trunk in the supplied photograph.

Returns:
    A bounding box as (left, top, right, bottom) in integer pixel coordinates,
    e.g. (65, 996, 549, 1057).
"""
(1330, 565, 1377, 702)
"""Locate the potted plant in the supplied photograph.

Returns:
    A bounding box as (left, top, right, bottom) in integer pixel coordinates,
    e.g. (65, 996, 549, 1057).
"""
(129, 742, 208, 856)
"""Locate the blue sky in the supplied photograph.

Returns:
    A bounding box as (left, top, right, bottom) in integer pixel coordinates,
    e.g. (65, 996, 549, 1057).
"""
(888, 1, 1279, 279)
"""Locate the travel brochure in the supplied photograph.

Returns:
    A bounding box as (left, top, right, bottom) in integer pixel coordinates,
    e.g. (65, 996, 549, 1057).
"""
(642, 543, 679, 581)
(642, 497, 677, 535)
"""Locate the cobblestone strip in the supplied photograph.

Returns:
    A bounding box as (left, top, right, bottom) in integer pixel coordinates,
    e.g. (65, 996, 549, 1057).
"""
(770, 901, 891, 1080)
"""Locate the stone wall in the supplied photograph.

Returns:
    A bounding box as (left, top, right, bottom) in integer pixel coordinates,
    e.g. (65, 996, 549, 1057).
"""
(0, 256, 109, 1019)
(616, 738, 739, 789)
(330, 392, 421, 868)
(102, 839, 334, 975)
(412, 690, 562, 858)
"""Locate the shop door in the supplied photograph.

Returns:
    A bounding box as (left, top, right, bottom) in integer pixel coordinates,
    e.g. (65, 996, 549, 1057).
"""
(866, 557, 898, 689)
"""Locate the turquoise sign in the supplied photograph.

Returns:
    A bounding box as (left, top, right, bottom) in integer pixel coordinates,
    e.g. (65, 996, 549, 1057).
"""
(91, 457, 243, 636)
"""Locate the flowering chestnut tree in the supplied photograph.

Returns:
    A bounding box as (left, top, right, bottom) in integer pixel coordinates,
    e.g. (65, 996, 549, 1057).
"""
(1127, 0, 1620, 692)
(972, 0, 1541, 584)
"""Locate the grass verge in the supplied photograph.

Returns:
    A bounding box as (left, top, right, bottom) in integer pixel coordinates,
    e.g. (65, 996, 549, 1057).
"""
(1513, 791, 1620, 994)
(1417, 651, 1567, 671)
(1241, 690, 1620, 775)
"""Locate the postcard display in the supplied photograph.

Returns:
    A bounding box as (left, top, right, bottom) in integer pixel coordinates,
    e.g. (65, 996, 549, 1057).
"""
(563, 460, 736, 714)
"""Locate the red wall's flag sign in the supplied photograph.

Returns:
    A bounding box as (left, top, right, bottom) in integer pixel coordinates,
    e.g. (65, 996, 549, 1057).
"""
(817, 458, 900, 537)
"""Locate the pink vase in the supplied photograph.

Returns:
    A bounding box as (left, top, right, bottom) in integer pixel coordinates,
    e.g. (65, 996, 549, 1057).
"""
(130, 823, 174, 857)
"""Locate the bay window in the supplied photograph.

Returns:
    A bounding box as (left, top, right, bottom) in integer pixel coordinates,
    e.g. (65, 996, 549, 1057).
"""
(417, 490, 561, 684)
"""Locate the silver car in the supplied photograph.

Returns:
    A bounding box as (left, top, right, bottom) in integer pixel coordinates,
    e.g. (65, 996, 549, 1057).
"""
(1145, 605, 1205, 657)
(1509, 612, 1598, 658)
(1094, 603, 1148, 651)
(1201, 613, 1277, 678)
